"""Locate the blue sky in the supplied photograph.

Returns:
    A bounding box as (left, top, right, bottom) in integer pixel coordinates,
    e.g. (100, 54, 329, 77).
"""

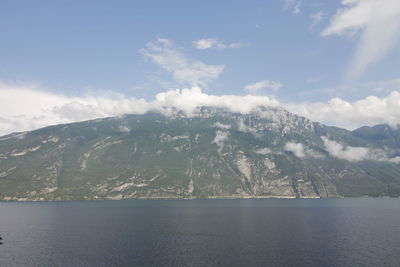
(1, 0, 400, 135)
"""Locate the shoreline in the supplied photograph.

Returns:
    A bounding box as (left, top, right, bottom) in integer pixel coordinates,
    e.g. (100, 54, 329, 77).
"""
(1, 195, 398, 203)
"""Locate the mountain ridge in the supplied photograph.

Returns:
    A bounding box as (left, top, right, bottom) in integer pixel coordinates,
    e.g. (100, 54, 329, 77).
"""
(1, 106, 400, 201)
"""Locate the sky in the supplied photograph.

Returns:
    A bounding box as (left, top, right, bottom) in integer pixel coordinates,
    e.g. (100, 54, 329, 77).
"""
(1, 0, 400, 136)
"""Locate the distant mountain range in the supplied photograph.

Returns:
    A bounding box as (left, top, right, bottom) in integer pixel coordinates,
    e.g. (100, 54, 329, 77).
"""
(1, 106, 400, 200)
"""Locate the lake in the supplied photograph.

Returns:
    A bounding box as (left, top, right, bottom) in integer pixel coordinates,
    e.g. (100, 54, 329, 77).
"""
(0, 199, 399, 266)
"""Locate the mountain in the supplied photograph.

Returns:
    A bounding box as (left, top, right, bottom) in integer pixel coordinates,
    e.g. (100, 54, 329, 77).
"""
(1, 106, 400, 201)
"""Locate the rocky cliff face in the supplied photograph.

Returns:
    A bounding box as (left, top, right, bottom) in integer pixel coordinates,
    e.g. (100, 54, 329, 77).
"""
(0, 106, 399, 200)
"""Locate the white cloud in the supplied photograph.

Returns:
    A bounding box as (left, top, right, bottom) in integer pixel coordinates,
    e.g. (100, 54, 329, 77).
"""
(284, 142, 306, 158)
(237, 121, 260, 137)
(140, 38, 225, 87)
(310, 11, 325, 28)
(118, 125, 131, 133)
(322, 136, 400, 163)
(153, 87, 279, 116)
(254, 148, 271, 155)
(285, 91, 400, 130)
(212, 130, 229, 149)
(322, 137, 368, 162)
(193, 38, 244, 50)
(283, 0, 302, 14)
(0, 83, 279, 136)
(284, 141, 323, 159)
(321, 0, 400, 78)
(213, 122, 231, 130)
(244, 80, 282, 95)
(1, 83, 400, 137)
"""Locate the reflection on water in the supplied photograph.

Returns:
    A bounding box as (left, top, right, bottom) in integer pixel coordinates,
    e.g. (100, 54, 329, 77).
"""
(0, 199, 400, 266)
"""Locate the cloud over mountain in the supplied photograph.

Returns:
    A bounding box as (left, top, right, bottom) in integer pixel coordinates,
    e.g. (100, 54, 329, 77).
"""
(1, 81, 400, 137)
(0, 84, 278, 136)
(285, 91, 400, 129)
(322, 136, 400, 163)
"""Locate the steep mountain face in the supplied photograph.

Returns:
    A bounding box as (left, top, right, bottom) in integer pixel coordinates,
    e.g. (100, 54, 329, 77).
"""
(0, 106, 400, 200)
(352, 124, 400, 148)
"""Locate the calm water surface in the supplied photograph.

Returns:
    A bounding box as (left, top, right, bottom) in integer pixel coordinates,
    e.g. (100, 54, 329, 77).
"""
(0, 198, 399, 266)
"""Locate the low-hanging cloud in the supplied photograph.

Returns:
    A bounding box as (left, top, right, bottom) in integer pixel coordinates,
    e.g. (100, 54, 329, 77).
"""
(254, 147, 271, 155)
(284, 141, 323, 159)
(322, 136, 400, 163)
(284, 142, 306, 158)
(213, 122, 231, 130)
(237, 121, 260, 138)
(212, 130, 229, 149)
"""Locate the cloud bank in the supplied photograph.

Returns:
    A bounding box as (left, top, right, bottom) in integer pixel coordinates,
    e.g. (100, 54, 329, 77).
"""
(285, 91, 400, 129)
(0, 84, 278, 136)
(1, 84, 400, 136)
(322, 0, 400, 78)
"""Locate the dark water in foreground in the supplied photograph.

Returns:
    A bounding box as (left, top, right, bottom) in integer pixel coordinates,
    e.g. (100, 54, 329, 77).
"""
(0, 199, 400, 267)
